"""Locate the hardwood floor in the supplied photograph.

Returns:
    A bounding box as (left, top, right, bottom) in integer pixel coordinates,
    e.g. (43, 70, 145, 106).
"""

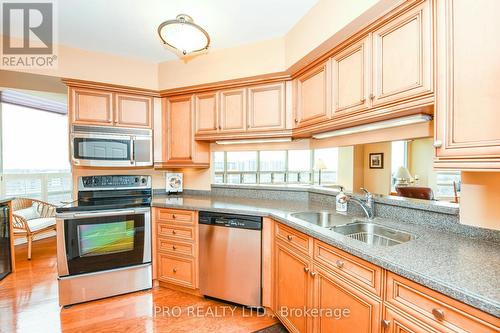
(0, 237, 279, 333)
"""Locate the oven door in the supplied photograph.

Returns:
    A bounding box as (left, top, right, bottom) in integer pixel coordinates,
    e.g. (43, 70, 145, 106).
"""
(57, 208, 151, 277)
(72, 133, 134, 167)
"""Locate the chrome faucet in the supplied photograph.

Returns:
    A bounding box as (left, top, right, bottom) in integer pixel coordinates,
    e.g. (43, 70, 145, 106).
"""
(338, 187, 375, 220)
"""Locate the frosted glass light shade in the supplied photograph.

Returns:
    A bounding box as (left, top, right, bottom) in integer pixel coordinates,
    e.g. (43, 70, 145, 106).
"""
(158, 14, 210, 56)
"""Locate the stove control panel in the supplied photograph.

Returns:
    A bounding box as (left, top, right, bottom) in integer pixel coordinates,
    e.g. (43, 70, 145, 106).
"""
(79, 175, 151, 190)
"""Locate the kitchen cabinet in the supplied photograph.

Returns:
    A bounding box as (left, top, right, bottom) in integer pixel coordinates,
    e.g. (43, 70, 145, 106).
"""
(155, 208, 198, 290)
(382, 306, 439, 333)
(219, 88, 247, 133)
(114, 93, 152, 128)
(331, 36, 371, 116)
(71, 87, 113, 126)
(159, 95, 210, 168)
(434, 0, 500, 170)
(247, 82, 286, 132)
(294, 61, 331, 128)
(69, 86, 154, 129)
(194, 92, 218, 135)
(371, 0, 433, 107)
(274, 240, 312, 333)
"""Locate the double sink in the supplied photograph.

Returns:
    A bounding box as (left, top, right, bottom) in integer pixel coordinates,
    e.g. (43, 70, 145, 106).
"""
(290, 211, 416, 247)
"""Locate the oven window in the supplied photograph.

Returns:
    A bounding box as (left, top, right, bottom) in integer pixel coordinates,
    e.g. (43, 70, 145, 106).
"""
(64, 213, 148, 276)
(78, 220, 135, 257)
(74, 138, 131, 161)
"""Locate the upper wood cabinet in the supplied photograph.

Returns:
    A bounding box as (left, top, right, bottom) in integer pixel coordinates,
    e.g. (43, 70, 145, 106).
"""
(70, 86, 153, 129)
(434, 0, 500, 170)
(114, 93, 152, 128)
(295, 61, 331, 128)
(194, 92, 218, 135)
(71, 87, 113, 126)
(247, 82, 286, 132)
(331, 36, 371, 116)
(161, 96, 210, 168)
(371, 0, 433, 107)
(219, 88, 247, 133)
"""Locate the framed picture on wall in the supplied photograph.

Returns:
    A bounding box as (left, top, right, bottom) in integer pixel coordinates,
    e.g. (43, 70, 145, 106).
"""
(369, 153, 384, 169)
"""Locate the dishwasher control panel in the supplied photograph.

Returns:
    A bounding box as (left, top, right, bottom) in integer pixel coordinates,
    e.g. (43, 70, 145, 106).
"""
(199, 211, 262, 230)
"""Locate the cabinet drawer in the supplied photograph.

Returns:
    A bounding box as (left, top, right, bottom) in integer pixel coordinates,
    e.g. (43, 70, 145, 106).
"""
(158, 254, 195, 288)
(314, 240, 382, 297)
(385, 273, 499, 333)
(158, 223, 195, 241)
(275, 223, 311, 255)
(156, 208, 195, 225)
(383, 305, 441, 333)
(158, 238, 194, 257)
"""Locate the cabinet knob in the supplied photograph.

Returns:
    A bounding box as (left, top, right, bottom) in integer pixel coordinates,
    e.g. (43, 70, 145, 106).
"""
(370, 93, 375, 100)
(335, 260, 344, 269)
(172, 268, 177, 273)
(218, 125, 222, 130)
(294, 118, 298, 123)
(304, 267, 310, 273)
(310, 271, 317, 277)
(361, 98, 366, 103)
(432, 308, 445, 320)
(172, 230, 176, 235)
(381, 320, 391, 329)
(287, 235, 293, 241)
(433, 140, 443, 148)
(172, 245, 177, 250)
(172, 214, 176, 219)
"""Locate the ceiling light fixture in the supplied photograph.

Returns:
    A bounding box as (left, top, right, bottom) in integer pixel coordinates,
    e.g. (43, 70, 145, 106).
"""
(157, 14, 210, 57)
(215, 138, 293, 145)
(312, 114, 432, 139)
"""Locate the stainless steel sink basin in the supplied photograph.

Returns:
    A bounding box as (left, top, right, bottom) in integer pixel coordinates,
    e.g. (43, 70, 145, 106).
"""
(332, 222, 416, 246)
(290, 211, 354, 228)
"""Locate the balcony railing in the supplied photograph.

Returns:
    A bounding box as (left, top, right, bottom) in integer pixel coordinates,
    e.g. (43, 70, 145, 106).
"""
(0, 171, 72, 206)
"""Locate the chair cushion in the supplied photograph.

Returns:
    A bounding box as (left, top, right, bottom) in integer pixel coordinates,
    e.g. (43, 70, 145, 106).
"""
(15, 205, 41, 221)
(26, 217, 56, 232)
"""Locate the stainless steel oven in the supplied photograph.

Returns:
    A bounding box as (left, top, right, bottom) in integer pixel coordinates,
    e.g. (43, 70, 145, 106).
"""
(56, 175, 152, 307)
(71, 125, 153, 167)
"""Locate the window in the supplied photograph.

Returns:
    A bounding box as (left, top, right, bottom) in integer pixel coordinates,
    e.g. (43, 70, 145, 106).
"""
(213, 148, 339, 186)
(1, 102, 72, 204)
(391, 140, 408, 191)
(435, 171, 461, 199)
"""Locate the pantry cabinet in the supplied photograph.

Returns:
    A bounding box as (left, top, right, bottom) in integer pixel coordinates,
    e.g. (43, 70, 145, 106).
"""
(434, 0, 500, 170)
(70, 87, 153, 128)
(371, 0, 433, 107)
(159, 96, 210, 168)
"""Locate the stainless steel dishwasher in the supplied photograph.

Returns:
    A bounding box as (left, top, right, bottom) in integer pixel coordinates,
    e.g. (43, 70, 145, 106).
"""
(199, 211, 262, 307)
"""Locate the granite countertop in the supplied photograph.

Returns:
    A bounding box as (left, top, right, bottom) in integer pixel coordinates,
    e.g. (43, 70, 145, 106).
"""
(152, 194, 500, 318)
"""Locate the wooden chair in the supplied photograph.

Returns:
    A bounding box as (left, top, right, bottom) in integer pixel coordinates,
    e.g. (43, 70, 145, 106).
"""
(395, 186, 435, 200)
(12, 198, 57, 260)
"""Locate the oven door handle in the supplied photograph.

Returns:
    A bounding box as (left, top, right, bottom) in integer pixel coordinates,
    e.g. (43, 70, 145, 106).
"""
(72, 210, 137, 218)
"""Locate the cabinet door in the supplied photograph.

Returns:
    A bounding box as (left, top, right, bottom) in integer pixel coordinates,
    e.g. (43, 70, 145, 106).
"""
(295, 61, 331, 128)
(331, 36, 371, 115)
(247, 82, 286, 131)
(274, 241, 311, 333)
(165, 95, 193, 164)
(219, 88, 246, 133)
(372, 0, 432, 107)
(312, 265, 381, 333)
(71, 87, 113, 126)
(114, 93, 152, 128)
(434, 0, 500, 166)
(383, 307, 440, 333)
(194, 92, 218, 135)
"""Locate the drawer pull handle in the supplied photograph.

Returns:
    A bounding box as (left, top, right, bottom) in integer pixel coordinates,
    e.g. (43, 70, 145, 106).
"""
(381, 320, 391, 329)
(304, 267, 310, 273)
(336, 260, 344, 268)
(310, 271, 317, 277)
(172, 230, 176, 235)
(172, 214, 176, 219)
(432, 308, 445, 320)
(287, 235, 293, 241)
(172, 268, 177, 273)
(172, 245, 177, 250)
(433, 140, 443, 148)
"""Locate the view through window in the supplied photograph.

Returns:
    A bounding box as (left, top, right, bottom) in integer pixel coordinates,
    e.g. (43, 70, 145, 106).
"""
(1, 102, 72, 204)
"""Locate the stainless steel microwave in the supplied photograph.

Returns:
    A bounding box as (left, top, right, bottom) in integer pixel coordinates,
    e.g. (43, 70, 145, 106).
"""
(71, 125, 153, 167)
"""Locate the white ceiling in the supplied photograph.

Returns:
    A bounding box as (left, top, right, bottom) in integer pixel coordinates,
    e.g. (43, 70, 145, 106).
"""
(57, 0, 319, 62)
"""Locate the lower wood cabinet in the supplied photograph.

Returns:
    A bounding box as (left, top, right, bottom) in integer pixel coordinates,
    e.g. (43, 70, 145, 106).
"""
(154, 208, 198, 290)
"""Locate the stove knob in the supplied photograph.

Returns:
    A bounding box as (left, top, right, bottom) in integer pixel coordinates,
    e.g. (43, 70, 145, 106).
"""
(141, 177, 147, 184)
